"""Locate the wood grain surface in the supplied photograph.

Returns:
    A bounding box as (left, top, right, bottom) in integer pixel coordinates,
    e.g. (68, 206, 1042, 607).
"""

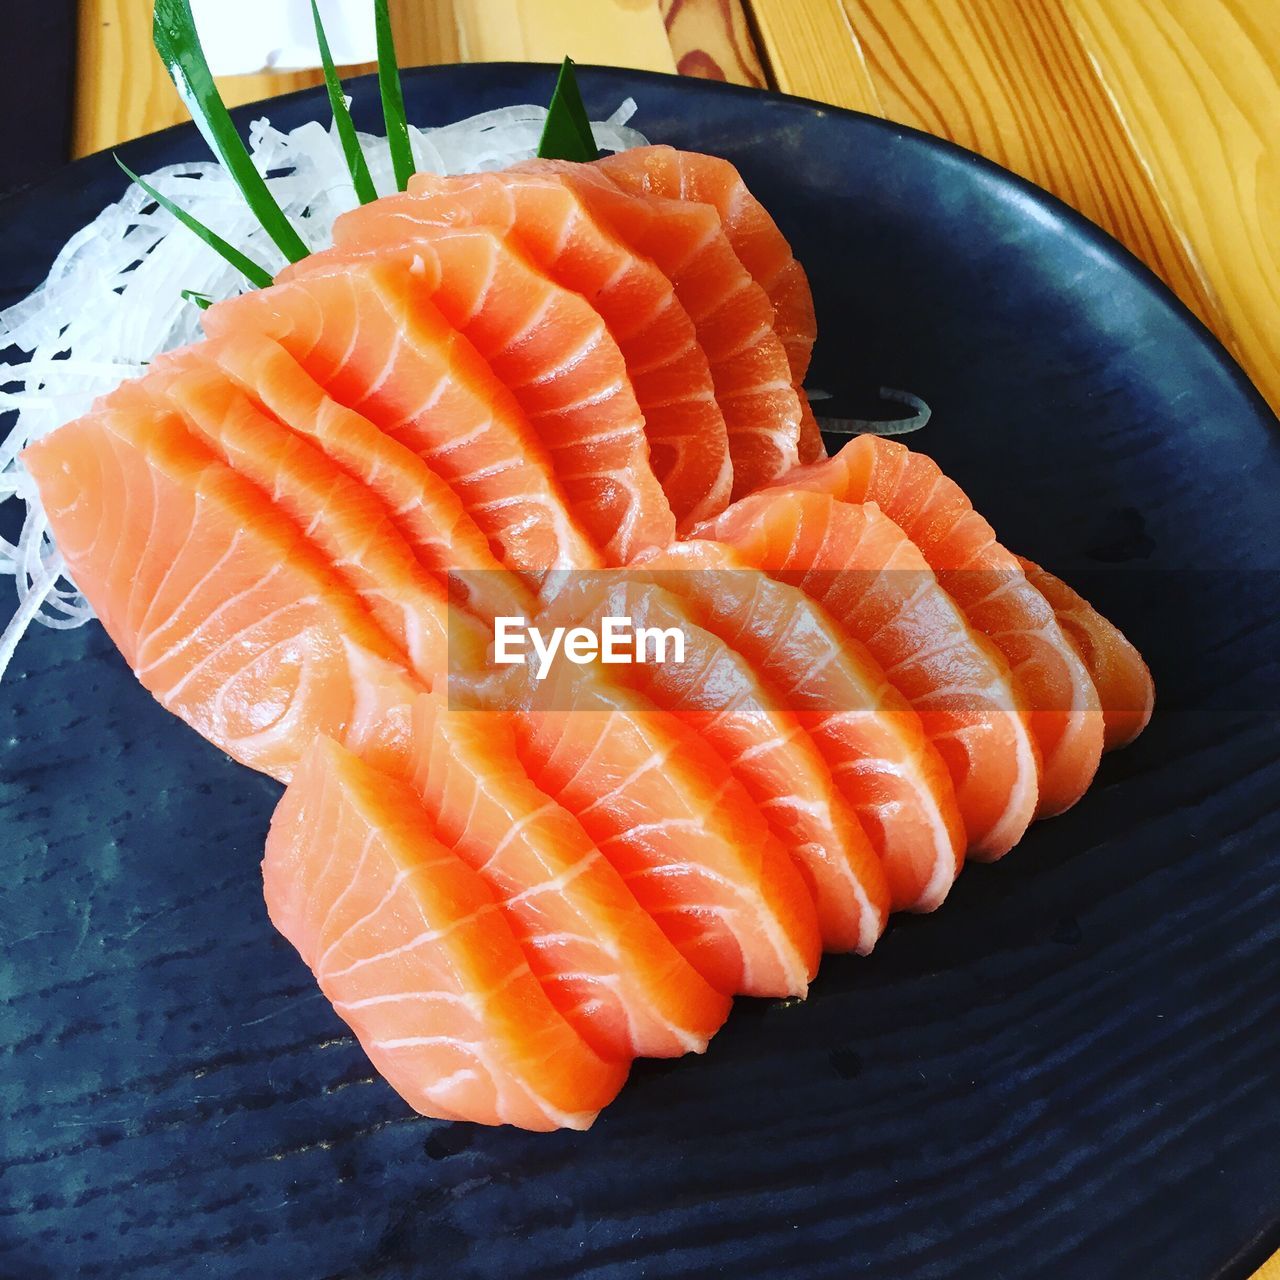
(1066, 0, 1280, 442)
(661, 0, 766, 85)
(451, 0, 675, 68)
(59, 7, 1280, 1271)
(746, 0, 880, 111)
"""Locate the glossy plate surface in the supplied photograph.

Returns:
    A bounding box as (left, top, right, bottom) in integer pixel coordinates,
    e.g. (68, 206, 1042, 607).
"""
(2, 64, 1278, 1280)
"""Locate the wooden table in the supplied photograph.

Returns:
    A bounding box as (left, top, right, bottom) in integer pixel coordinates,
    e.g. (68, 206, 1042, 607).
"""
(73, 3, 1280, 1274)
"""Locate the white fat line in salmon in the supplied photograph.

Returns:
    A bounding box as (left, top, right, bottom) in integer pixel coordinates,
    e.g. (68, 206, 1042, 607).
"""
(494, 616, 687, 681)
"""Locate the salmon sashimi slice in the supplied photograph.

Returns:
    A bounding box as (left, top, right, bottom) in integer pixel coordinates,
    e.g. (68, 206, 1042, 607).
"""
(203, 331, 534, 626)
(116, 354, 472, 690)
(265, 737, 628, 1129)
(24, 400, 422, 781)
(279, 230, 676, 563)
(340, 172, 733, 530)
(538, 573, 890, 953)
(504, 160, 804, 495)
(594, 146, 823, 463)
(406, 694, 731, 1059)
(698, 491, 1041, 859)
(1018, 558, 1155, 751)
(203, 258, 601, 580)
(503, 655, 821, 998)
(775, 436, 1105, 817)
(638, 539, 965, 912)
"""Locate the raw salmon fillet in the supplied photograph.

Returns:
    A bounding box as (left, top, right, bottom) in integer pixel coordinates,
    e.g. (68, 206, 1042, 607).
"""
(265, 737, 628, 1129)
(698, 491, 1040, 859)
(775, 436, 1105, 816)
(24, 396, 422, 781)
(204, 257, 602, 579)
(595, 146, 823, 462)
(639, 539, 965, 911)
(507, 160, 805, 495)
(339, 171, 733, 529)
(509, 657, 821, 997)
(18, 143, 1163, 1140)
(125, 354, 468, 690)
(1018, 559, 1154, 750)
(539, 573, 890, 952)
(279, 229, 676, 563)
(406, 694, 730, 1059)
(204, 331, 534, 626)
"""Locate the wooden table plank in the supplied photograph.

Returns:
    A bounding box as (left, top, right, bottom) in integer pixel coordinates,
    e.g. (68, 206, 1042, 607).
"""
(1066, 0, 1280, 418)
(76, 0, 202, 155)
(747, 0, 880, 112)
(390, 0, 462, 67)
(452, 0, 675, 69)
(660, 0, 767, 86)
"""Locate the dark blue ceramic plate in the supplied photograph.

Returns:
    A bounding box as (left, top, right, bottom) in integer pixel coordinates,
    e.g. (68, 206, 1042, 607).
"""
(2, 65, 1278, 1280)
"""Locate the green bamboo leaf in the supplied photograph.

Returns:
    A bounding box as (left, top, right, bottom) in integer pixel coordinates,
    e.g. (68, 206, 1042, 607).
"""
(117, 157, 275, 290)
(181, 289, 213, 310)
(152, 0, 310, 263)
(374, 0, 415, 191)
(537, 58, 599, 163)
(311, 0, 378, 205)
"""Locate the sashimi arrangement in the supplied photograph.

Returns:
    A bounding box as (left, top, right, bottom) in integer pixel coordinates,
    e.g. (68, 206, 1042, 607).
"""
(5, 3, 1153, 1131)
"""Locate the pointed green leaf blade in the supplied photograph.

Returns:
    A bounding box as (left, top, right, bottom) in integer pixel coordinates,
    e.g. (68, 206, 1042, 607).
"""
(311, 0, 378, 205)
(152, 0, 310, 263)
(374, 0, 415, 191)
(537, 58, 600, 162)
(181, 289, 214, 310)
(117, 157, 275, 290)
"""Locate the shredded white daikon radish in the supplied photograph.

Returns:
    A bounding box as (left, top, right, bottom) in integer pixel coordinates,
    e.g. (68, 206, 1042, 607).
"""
(0, 99, 646, 680)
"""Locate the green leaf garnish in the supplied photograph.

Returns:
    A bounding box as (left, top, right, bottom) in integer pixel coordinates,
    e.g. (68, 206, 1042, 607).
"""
(152, 0, 309, 263)
(537, 58, 599, 162)
(181, 289, 214, 310)
(116, 157, 275, 290)
(374, 0, 415, 191)
(311, 0, 378, 205)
